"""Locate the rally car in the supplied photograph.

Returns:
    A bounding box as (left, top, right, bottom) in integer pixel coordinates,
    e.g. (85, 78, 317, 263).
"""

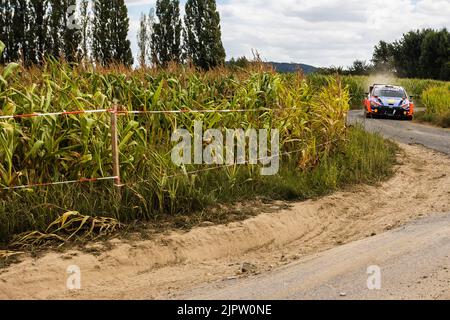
(364, 84, 414, 120)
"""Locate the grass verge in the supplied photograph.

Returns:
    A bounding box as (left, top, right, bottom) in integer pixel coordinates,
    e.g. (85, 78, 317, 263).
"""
(414, 111, 450, 128)
(415, 85, 450, 128)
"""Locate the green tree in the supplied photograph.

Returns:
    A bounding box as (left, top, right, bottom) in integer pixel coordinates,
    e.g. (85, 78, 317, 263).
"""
(317, 66, 346, 75)
(348, 60, 372, 75)
(111, 0, 133, 66)
(0, 0, 30, 63)
(1, 0, 81, 64)
(371, 28, 450, 80)
(441, 62, 450, 81)
(61, 0, 81, 62)
(228, 56, 250, 69)
(10, 0, 29, 62)
(392, 30, 429, 78)
(420, 29, 450, 80)
(46, 0, 81, 62)
(1, 0, 48, 64)
(372, 40, 395, 73)
(28, 0, 49, 64)
(0, 0, 11, 62)
(151, 0, 182, 67)
(79, 0, 90, 62)
(93, 0, 133, 66)
(137, 13, 148, 67)
(184, 0, 226, 70)
(92, 0, 112, 65)
(137, 9, 155, 67)
(48, 0, 64, 59)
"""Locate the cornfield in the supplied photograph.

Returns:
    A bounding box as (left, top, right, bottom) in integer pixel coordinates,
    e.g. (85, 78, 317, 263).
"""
(0, 61, 349, 186)
(306, 74, 366, 109)
(0, 53, 352, 241)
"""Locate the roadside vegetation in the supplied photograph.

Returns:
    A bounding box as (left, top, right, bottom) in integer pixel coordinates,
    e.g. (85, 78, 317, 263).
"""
(308, 74, 450, 110)
(306, 74, 367, 109)
(0, 54, 400, 245)
(415, 85, 450, 128)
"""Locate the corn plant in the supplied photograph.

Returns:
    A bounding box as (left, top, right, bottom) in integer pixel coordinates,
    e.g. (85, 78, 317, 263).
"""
(0, 58, 353, 242)
(422, 86, 450, 115)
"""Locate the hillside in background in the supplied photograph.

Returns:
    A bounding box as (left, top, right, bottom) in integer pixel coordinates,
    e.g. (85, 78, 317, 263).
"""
(268, 62, 318, 74)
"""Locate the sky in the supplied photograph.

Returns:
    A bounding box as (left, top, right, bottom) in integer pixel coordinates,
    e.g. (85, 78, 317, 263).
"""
(124, 0, 450, 68)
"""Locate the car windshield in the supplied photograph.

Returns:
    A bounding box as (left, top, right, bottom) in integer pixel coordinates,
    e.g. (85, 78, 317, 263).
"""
(373, 87, 406, 98)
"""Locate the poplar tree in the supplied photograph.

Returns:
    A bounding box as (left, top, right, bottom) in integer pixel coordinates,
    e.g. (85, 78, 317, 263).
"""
(0, 0, 11, 63)
(151, 0, 182, 67)
(29, 0, 49, 63)
(79, 0, 90, 62)
(184, 0, 226, 70)
(92, 0, 112, 65)
(93, 0, 133, 66)
(62, 0, 81, 62)
(137, 13, 148, 67)
(137, 10, 155, 67)
(48, 0, 63, 59)
(11, 0, 28, 62)
(112, 0, 133, 66)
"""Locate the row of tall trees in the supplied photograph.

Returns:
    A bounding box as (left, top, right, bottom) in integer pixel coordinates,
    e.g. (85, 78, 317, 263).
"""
(1, 0, 226, 70)
(0, 0, 133, 66)
(137, 0, 226, 70)
(372, 28, 449, 80)
(0, 0, 80, 65)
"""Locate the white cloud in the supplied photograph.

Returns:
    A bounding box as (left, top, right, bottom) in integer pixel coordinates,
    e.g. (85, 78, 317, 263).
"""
(125, 0, 157, 7)
(218, 0, 449, 67)
(124, 0, 449, 67)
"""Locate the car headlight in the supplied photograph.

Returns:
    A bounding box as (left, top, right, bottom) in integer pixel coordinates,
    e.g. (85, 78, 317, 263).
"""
(401, 102, 410, 109)
(370, 101, 381, 108)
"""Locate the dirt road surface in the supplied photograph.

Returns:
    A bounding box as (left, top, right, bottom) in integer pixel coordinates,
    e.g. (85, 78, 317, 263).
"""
(172, 112, 450, 300)
(1, 113, 449, 300)
(175, 213, 450, 300)
(348, 110, 450, 155)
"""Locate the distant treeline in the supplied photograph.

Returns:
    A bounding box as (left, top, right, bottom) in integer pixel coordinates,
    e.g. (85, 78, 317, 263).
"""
(318, 28, 450, 81)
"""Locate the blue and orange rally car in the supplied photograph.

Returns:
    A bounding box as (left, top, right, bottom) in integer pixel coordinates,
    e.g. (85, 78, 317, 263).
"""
(364, 84, 414, 120)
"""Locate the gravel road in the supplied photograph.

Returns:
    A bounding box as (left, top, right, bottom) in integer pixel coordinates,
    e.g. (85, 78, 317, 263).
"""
(173, 113, 450, 300)
(176, 213, 450, 300)
(348, 110, 450, 155)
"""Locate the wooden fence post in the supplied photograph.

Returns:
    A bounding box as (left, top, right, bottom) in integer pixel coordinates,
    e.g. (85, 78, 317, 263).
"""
(110, 102, 123, 194)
